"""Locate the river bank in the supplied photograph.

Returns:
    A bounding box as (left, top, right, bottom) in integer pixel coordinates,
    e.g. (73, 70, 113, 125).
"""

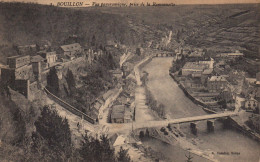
(169, 72, 217, 114)
(142, 57, 260, 162)
(169, 71, 260, 143)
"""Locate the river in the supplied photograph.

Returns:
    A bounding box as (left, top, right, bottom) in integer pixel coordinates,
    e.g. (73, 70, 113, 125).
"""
(141, 57, 260, 162)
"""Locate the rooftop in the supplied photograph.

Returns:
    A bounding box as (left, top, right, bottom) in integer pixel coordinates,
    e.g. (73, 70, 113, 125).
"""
(256, 72, 260, 82)
(103, 89, 115, 100)
(60, 43, 81, 52)
(182, 62, 206, 71)
(111, 105, 125, 119)
(256, 87, 260, 99)
(7, 55, 30, 59)
(93, 101, 102, 110)
(209, 76, 227, 82)
(109, 69, 122, 74)
(202, 69, 213, 75)
(31, 55, 45, 62)
(245, 78, 256, 84)
(38, 51, 56, 56)
(189, 51, 204, 57)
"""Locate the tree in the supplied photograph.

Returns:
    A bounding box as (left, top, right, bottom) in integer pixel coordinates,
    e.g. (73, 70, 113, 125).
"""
(145, 129, 150, 137)
(32, 106, 72, 160)
(100, 135, 115, 162)
(108, 52, 116, 69)
(47, 67, 59, 96)
(139, 131, 145, 138)
(91, 35, 96, 47)
(136, 48, 141, 56)
(158, 104, 165, 118)
(79, 133, 115, 162)
(185, 152, 193, 162)
(117, 146, 131, 162)
(66, 69, 76, 91)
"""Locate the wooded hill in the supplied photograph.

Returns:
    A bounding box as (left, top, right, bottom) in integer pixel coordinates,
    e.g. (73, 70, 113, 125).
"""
(0, 2, 153, 63)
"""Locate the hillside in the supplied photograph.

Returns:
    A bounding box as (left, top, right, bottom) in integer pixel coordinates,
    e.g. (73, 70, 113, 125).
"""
(0, 2, 159, 63)
(92, 4, 259, 59)
(0, 3, 258, 63)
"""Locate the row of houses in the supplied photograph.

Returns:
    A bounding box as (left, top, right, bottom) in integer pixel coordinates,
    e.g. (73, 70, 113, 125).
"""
(177, 46, 260, 113)
(110, 90, 135, 123)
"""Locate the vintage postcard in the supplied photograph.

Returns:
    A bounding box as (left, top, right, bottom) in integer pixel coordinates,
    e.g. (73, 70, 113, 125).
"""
(0, 0, 259, 161)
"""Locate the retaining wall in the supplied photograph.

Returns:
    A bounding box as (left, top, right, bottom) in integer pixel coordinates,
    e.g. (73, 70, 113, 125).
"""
(44, 88, 95, 124)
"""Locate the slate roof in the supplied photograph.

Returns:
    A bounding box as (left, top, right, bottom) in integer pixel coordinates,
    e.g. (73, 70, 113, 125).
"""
(209, 76, 227, 82)
(111, 105, 125, 119)
(103, 89, 115, 100)
(60, 43, 81, 52)
(31, 55, 45, 62)
(182, 62, 205, 71)
(202, 69, 213, 75)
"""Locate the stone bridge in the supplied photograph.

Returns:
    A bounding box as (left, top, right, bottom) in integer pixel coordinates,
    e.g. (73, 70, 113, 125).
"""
(133, 112, 238, 135)
(154, 53, 174, 57)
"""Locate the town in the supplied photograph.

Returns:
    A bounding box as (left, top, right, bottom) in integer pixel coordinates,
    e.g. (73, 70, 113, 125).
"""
(0, 2, 259, 162)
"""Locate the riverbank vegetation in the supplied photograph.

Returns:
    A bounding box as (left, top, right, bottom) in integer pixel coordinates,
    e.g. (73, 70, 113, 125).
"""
(246, 114, 260, 134)
(141, 71, 166, 119)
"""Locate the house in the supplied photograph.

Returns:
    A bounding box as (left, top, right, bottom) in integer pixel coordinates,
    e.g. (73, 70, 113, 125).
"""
(92, 100, 103, 114)
(181, 62, 207, 76)
(245, 97, 258, 111)
(31, 55, 46, 81)
(256, 87, 260, 114)
(256, 72, 260, 86)
(201, 68, 213, 84)
(2, 55, 33, 83)
(109, 69, 123, 79)
(235, 95, 246, 109)
(55, 64, 63, 80)
(110, 105, 132, 123)
(7, 55, 30, 68)
(216, 50, 243, 59)
(245, 78, 257, 85)
(0, 63, 8, 79)
(199, 58, 214, 69)
(184, 78, 204, 89)
(218, 88, 233, 102)
(0, 55, 41, 101)
(111, 105, 125, 123)
(117, 91, 131, 104)
(207, 76, 228, 92)
(59, 43, 82, 59)
(122, 62, 134, 77)
(188, 49, 204, 58)
(103, 89, 115, 101)
(38, 51, 57, 67)
(16, 44, 37, 55)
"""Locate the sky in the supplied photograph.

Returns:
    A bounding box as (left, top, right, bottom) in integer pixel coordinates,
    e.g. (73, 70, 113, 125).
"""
(1, 0, 259, 5)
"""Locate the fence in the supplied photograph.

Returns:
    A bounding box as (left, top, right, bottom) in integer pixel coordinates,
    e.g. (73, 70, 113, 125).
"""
(44, 88, 95, 124)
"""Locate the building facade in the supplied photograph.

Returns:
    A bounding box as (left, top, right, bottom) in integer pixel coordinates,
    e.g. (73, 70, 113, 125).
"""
(7, 55, 30, 68)
(207, 76, 228, 92)
(245, 97, 258, 111)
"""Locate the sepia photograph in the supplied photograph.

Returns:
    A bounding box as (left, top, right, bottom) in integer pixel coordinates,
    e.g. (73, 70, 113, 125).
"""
(0, 0, 259, 161)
